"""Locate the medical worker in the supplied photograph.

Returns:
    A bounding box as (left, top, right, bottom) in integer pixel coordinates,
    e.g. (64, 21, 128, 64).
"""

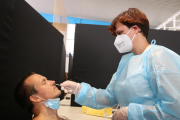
(61, 8, 180, 120)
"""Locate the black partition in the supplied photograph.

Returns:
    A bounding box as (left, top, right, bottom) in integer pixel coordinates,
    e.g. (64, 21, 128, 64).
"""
(0, 0, 15, 119)
(68, 53, 73, 80)
(147, 29, 180, 55)
(68, 53, 81, 106)
(0, 0, 65, 119)
(73, 24, 180, 91)
(73, 24, 124, 89)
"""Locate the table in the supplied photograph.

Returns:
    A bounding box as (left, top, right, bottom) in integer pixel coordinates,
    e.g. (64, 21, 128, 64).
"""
(57, 106, 112, 120)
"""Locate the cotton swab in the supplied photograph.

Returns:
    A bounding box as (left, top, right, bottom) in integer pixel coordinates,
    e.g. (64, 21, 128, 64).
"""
(55, 84, 73, 93)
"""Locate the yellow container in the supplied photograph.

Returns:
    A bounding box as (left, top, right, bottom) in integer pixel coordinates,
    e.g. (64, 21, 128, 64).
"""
(82, 106, 112, 117)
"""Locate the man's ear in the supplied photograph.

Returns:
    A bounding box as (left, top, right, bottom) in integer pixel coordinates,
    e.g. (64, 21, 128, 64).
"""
(132, 25, 141, 34)
(29, 95, 42, 103)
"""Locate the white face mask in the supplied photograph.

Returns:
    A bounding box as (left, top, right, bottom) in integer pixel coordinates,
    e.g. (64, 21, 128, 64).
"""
(114, 27, 136, 53)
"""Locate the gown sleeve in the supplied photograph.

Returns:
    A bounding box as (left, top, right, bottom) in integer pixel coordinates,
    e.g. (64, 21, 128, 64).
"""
(74, 72, 118, 109)
(128, 46, 180, 120)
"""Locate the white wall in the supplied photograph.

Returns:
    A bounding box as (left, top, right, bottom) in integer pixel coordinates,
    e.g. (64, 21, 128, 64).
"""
(65, 24, 76, 72)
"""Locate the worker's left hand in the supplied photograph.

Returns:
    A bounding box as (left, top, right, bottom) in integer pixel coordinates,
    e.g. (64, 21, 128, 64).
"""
(112, 106, 128, 120)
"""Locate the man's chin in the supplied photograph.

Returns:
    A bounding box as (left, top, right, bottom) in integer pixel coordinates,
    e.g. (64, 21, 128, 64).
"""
(58, 90, 62, 96)
(53, 90, 64, 100)
(54, 90, 61, 97)
(58, 90, 65, 100)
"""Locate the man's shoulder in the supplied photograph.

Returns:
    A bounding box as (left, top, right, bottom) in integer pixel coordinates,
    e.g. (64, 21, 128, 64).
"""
(32, 116, 48, 120)
(33, 115, 68, 120)
(59, 115, 69, 120)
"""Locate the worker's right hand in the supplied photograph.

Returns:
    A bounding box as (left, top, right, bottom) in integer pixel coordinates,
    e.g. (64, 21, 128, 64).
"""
(60, 80, 81, 94)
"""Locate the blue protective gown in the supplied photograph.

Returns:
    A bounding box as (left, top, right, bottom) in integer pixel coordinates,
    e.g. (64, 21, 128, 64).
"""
(75, 43, 180, 120)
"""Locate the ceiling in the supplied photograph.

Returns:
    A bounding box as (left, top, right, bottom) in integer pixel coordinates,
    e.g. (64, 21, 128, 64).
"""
(25, 0, 180, 28)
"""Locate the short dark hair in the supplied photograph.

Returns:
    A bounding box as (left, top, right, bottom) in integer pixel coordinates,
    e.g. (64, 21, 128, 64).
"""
(108, 8, 149, 38)
(14, 72, 38, 114)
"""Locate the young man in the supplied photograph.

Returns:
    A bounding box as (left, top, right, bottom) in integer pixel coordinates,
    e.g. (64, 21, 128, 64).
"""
(14, 72, 69, 120)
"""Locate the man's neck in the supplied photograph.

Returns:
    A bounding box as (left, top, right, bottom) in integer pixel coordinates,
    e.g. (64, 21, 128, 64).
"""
(33, 105, 60, 120)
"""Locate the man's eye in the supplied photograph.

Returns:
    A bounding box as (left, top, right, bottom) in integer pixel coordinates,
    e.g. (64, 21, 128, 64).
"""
(43, 80, 46, 84)
(44, 80, 47, 84)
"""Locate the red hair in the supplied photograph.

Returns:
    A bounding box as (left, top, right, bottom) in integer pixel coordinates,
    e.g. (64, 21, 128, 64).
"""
(108, 8, 149, 38)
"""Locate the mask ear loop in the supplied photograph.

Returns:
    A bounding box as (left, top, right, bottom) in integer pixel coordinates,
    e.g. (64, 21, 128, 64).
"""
(131, 34, 136, 42)
(32, 95, 46, 103)
(126, 27, 136, 42)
